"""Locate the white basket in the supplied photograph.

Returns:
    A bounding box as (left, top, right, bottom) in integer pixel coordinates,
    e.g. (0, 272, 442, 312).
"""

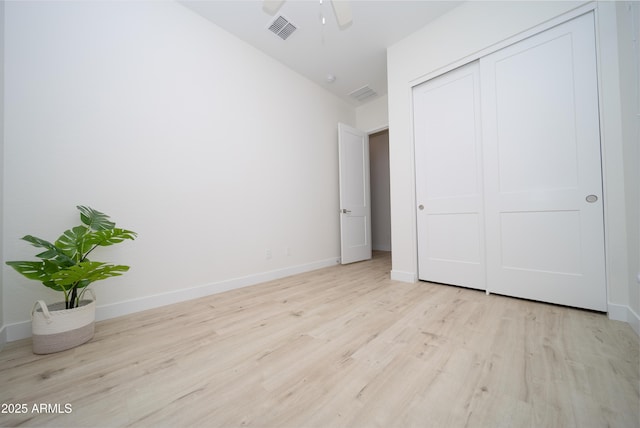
(31, 289, 96, 354)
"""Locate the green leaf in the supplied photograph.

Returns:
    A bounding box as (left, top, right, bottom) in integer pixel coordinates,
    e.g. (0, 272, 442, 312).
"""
(6, 260, 56, 281)
(5, 260, 67, 291)
(21, 235, 56, 251)
(7, 207, 135, 301)
(42, 280, 68, 293)
(21, 235, 75, 264)
(55, 226, 91, 260)
(84, 228, 137, 248)
(35, 248, 61, 259)
(77, 206, 115, 231)
(51, 261, 130, 287)
(23, 236, 62, 258)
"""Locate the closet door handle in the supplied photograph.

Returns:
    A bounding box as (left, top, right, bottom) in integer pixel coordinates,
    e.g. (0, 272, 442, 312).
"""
(585, 195, 598, 203)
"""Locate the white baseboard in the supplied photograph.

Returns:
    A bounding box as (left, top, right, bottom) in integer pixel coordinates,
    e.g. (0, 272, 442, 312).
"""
(390, 270, 418, 283)
(4, 257, 340, 343)
(629, 308, 640, 337)
(608, 302, 640, 337)
(5, 321, 31, 343)
(607, 302, 627, 322)
(0, 324, 6, 351)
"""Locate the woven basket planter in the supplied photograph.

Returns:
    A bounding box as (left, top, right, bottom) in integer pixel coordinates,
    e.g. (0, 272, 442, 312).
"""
(31, 290, 96, 354)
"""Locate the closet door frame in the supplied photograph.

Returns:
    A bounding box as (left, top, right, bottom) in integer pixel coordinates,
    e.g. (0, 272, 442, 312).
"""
(410, 5, 608, 310)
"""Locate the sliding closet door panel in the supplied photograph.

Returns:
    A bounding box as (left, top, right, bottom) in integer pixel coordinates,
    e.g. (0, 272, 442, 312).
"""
(481, 13, 606, 310)
(414, 62, 485, 290)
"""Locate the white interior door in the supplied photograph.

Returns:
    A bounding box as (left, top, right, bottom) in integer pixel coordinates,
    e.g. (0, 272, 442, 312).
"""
(338, 123, 372, 264)
(413, 62, 486, 289)
(481, 13, 606, 310)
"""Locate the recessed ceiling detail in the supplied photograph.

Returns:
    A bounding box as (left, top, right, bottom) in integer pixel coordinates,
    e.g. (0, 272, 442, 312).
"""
(268, 15, 297, 40)
(349, 85, 377, 102)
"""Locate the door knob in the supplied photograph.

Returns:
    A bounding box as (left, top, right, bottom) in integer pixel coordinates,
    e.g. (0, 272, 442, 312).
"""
(418, 204, 424, 210)
(341, 209, 351, 214)
(585, 195, 598, 203)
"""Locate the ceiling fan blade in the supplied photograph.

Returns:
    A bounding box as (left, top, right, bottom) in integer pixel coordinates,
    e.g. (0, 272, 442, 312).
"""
(263, 0, 285, 15)
(331, 0, 352, 29)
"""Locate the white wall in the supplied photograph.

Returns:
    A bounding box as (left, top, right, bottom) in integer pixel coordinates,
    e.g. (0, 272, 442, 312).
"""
(387, 1, 637, 329)
(616, 1, 640, 322)
(2, 0, 355, 337)
(595, 1, 635, 328)
(356, 95, 388, 133)
(369, 131, 391, 252)
(0, 0, 6, 348)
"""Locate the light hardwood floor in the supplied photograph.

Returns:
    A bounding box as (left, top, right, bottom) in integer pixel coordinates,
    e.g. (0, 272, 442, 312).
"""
(1, 252, 638, 427)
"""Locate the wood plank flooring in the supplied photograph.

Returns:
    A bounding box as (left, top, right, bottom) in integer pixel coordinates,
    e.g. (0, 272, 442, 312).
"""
(1, 252, 638, 427)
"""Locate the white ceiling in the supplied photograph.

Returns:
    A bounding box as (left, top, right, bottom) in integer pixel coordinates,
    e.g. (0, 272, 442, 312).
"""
(179, 0, 463, 106)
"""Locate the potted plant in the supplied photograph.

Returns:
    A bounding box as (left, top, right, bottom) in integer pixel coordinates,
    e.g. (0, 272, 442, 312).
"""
(5, 205, 137, 354)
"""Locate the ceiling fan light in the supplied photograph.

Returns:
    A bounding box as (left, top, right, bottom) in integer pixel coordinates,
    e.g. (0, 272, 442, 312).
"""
(263, 0, 285, 16)
(331, 0, 353, 29)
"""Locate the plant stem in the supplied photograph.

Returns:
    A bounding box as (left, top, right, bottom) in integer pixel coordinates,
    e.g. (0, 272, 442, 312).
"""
(70, 234, 97, 309)
(81, 244, 99, 262)
(69, 283, 79, 309)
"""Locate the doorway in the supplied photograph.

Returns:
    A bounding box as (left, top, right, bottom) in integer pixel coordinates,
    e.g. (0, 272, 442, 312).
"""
(369, 129, 391, 253)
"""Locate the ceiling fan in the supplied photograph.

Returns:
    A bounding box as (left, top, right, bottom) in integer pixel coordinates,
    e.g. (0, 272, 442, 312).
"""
(263, 0, 353, 29)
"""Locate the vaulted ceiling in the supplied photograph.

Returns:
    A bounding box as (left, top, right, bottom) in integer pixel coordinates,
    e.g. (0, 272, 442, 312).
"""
(179, 1, 463, 106)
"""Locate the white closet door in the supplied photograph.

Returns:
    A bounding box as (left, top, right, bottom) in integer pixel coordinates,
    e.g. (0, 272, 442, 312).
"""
(481, 13, 606, 310)
(414, 62, 486, 290)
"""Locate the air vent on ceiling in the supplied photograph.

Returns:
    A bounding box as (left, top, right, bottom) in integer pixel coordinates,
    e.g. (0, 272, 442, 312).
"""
(268, 15, 297, 40)
(349, 85, 378, 102)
